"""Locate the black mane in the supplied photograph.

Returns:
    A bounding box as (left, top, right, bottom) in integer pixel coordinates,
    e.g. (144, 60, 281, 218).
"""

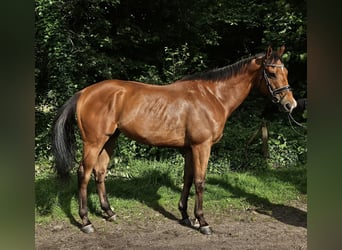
(180, 53, 265, 82)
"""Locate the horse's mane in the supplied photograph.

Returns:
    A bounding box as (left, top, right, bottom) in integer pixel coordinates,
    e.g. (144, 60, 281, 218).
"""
(180, 53, 265, 82)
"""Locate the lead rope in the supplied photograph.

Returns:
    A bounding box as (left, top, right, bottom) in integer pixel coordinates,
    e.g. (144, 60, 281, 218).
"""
(288, 112, 307, 136)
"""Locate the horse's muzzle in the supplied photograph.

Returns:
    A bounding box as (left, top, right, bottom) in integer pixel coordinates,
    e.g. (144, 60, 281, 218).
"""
(281, 99, 297, 113)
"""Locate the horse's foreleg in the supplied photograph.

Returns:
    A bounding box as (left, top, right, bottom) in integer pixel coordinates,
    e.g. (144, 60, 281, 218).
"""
(179, 149, 194, 226)
(192, 141, 213, 235)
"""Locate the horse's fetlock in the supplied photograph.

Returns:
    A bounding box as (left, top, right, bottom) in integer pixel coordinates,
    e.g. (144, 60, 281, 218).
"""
(79, 208, 88, 219)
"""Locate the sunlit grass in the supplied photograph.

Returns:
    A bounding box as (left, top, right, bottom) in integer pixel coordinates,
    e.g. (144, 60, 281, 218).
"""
(35, 159, 306, 224)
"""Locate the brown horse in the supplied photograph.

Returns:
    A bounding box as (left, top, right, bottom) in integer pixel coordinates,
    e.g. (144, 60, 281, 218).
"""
(52, 46, 297, 235)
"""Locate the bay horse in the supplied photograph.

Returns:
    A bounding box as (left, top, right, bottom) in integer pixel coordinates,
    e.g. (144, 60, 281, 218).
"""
(52, 46, 297, 234)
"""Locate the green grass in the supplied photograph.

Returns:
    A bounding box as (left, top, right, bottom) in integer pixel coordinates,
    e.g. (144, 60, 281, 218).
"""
(35, 159, 306, 224)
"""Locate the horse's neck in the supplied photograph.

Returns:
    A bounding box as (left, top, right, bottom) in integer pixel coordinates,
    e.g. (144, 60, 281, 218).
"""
(214, 70, 259, 119)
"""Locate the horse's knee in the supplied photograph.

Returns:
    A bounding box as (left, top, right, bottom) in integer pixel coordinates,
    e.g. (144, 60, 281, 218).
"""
(194, 180, 205, 192)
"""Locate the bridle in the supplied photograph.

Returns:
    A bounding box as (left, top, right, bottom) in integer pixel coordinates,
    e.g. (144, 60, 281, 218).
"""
(263, 63, 292, 103)
(262, 61, 306, 134)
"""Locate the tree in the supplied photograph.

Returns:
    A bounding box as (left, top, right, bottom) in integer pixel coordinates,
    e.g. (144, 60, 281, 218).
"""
(35, 0, 307, 167)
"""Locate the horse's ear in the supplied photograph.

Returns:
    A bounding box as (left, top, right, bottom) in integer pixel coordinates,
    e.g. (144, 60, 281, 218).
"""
(277, 45, 285, 57)
(255, 56, 263, 65)
(266, 46, 273, 58)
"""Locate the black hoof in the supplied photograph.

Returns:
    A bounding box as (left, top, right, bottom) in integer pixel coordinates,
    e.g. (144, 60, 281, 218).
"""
(81, 224, 95, 233)
(107, 214, 117, 222)
(199, 225, 212, 235)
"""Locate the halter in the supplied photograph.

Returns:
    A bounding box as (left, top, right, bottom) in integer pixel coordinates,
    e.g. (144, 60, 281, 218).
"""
(263, 63, 292, 103)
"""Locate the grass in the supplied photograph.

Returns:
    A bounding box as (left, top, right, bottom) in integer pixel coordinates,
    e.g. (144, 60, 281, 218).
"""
(35, 158, 306, 225)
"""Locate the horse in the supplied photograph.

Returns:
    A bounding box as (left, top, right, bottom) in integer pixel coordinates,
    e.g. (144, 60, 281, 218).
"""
(52, 45, 297, 235)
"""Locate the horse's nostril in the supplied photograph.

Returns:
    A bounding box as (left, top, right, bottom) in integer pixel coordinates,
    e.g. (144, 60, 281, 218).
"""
(285, 102, 292, 111)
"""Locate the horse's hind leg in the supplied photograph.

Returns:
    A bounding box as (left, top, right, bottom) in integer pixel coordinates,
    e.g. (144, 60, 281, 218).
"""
(78, 144, 100, 233)
(93, 133, 119, 221)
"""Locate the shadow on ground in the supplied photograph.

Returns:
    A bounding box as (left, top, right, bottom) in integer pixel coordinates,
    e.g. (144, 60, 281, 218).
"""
(206, 175, 307, 228)
(35, 169, 181, 230)
(36, 168, 306, 232)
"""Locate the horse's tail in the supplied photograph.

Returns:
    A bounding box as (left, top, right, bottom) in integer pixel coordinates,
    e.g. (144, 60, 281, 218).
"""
(51, 92, 80, 178)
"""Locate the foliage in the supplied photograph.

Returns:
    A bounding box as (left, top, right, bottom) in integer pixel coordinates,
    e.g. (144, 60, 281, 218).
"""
(35, 0, 307, 172)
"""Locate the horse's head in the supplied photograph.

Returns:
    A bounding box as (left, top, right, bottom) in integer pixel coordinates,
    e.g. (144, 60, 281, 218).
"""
(256, 45, 297, 113)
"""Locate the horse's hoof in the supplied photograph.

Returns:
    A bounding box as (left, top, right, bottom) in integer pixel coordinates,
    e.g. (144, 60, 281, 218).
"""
(81, 224, 95, 233)
(199, 225, 212, 235)
(107, 214, 117, 222)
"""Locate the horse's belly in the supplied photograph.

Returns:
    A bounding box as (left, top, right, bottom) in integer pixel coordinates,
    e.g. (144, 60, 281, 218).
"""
(119, 124, 186, 147)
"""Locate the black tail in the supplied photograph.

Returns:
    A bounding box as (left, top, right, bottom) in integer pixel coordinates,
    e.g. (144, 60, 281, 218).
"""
(51, 93, 80, 178)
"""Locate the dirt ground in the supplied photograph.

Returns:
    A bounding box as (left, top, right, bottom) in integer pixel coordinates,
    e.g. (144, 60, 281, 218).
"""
(35, 200, 306, 250)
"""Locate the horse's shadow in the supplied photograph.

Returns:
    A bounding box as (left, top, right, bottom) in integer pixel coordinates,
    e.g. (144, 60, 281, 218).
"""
(206, 175, 307, 228)
(102, 169, 181, 222)
(36, 168, 306, 230)
(35, 175, 82, 228)
(35, 169, 181, 229)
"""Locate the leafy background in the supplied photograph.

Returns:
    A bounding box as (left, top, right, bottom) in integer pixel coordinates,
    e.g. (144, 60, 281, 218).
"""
(35, 0, 307, 173)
